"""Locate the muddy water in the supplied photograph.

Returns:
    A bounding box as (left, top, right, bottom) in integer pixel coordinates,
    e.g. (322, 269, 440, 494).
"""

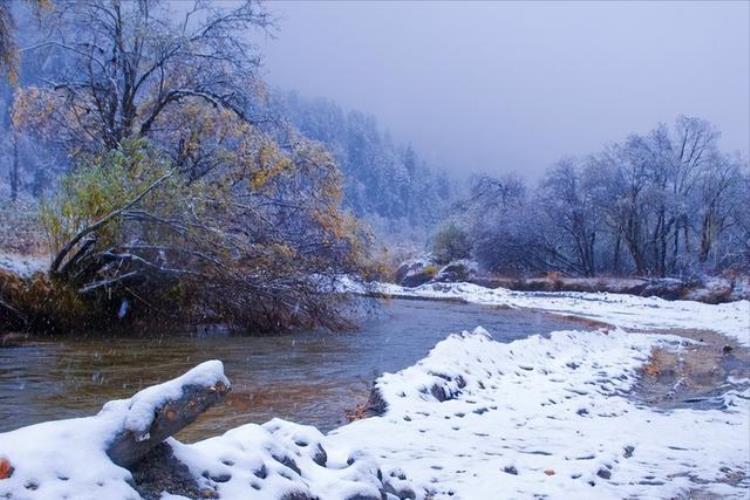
(0, 299, 586, 441)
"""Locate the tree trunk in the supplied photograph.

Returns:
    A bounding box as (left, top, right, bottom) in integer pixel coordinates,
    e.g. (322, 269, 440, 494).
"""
(10, 129, 19, 202)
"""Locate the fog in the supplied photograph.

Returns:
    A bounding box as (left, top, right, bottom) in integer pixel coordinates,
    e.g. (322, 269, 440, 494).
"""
(260, 1, 750, 178)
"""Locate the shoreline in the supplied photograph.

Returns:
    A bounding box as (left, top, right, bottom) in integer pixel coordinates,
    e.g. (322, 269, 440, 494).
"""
(2, 266, 749, 497)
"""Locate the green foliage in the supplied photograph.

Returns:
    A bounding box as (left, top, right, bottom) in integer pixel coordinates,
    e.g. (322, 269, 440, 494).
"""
(40, 139, 180, 253)
(432, 223, 471, 264)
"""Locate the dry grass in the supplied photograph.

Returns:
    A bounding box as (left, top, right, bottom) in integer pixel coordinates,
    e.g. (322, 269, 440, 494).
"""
(634, 329, 749, 408)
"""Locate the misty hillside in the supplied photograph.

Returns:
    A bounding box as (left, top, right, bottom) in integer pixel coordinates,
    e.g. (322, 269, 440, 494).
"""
(273, 92, 454, 235)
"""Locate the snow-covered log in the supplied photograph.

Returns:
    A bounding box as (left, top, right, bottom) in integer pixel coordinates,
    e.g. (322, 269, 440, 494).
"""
(106, 379, 230, 467)
(0, 360, 412, 499)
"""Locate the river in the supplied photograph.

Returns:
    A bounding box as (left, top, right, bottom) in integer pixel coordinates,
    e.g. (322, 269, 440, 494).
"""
(0, 298, 587, 441)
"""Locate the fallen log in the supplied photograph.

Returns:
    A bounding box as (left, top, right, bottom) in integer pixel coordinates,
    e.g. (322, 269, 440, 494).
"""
(105, 363, 231, 468)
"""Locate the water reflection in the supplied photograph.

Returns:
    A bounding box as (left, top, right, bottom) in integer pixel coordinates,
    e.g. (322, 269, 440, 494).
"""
(0, 299, 585, 441)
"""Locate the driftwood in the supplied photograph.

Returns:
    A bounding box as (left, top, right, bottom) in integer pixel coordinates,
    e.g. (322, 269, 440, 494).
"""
(106, 380, 230, 468)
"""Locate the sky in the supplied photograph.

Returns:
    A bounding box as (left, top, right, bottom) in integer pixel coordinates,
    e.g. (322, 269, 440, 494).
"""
(259, 1, 750, 178)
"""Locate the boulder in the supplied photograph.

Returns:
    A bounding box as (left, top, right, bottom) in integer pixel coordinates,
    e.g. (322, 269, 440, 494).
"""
(432, 260, 478, 283)
(395, 254, 437, 288)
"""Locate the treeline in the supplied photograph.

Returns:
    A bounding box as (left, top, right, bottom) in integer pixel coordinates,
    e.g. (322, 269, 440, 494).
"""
(273, 92, 453, 234)
(0, 1, 372, 333)
(436, 116, 749, 278)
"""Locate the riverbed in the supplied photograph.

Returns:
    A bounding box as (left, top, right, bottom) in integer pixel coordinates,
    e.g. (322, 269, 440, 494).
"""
(0, 298, 587, 441)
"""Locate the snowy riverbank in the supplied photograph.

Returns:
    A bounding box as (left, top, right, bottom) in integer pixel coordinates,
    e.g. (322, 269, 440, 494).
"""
(1, 286, 749, 499)
(359, 280, 750, 347)
(1, 326, 748, 499)
(333, 327, 749, 498)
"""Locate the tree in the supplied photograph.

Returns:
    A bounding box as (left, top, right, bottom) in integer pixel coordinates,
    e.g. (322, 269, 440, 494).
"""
(15, 0, 271, 159)
(40, 137, 367, 332)
(538, 159, 599, 276)
(273, 92, 453, 237)
(442, 116, 748, 278)
(432, 223, 471, 264)
(5, 1, 373, 332)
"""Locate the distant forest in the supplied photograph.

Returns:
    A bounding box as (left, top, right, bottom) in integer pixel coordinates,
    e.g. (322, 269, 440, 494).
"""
(272, 92, 453, 235)
(435, 116, 750, 278)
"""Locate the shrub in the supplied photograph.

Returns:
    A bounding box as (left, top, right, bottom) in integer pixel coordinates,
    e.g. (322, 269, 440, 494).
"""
(423, 264, 439, 278)
(432, 223, 471, 264)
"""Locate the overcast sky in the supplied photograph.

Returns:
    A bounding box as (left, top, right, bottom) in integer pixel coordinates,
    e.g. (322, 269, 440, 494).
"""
(259, 1, 750, 178)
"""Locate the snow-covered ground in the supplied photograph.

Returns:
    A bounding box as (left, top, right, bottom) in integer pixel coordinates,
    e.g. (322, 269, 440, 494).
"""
(0, 252, 48, 278)
(368, 281, 750, 347)
(331, 327, 750, 498)
(0, 361, 405, 500)
(0, 361, 230, 499)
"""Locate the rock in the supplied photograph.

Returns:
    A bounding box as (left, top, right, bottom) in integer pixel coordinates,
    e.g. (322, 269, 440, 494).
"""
(347, 386, 388, 421)
(312, 443, 328, 467)
(128, 443, 203, 500)
(272, 454, 302, 476)
(395, 255, 437, 288)
(503, 465, 518, 475)
(432, 260, 478, 284)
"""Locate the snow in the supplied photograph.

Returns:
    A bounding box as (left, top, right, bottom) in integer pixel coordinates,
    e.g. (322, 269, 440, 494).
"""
(0, 360, 399, 500)
(330, 327, 750, 499)
(169, 419, 391, 499)
(0, 361, 229, 500)
(0, 252, 48, 278)
(370, 281, 750, 347)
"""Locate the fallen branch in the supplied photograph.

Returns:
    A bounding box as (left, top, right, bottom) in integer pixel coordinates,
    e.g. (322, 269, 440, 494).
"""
(106, 381, 230, 468)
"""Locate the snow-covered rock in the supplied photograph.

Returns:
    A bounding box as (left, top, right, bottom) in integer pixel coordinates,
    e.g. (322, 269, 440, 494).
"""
(432, 260, 478, 284)
(0, 361, 230, 499)
(394, 254, 437, 288)
(169, 419, 402, 500)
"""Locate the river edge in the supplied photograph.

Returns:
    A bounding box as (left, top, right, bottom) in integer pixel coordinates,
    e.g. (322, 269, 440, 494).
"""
(1, 324, 747, 499)
(1, 283, 749, 498)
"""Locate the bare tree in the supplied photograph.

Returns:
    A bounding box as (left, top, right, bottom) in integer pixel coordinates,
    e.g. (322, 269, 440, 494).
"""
(452, 116, 748, 279)
(16, 0, 271, 158)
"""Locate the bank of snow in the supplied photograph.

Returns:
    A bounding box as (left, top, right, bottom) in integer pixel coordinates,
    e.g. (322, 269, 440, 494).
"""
(370, 281, 750, 347)
(0, 253, 48, 278)
(331, 327, 750, 498)
(0, 360, 403, 500)
(0, 361, 232, 499)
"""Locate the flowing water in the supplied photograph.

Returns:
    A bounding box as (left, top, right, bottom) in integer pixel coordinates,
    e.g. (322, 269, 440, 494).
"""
(0, 298, 587, 441)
